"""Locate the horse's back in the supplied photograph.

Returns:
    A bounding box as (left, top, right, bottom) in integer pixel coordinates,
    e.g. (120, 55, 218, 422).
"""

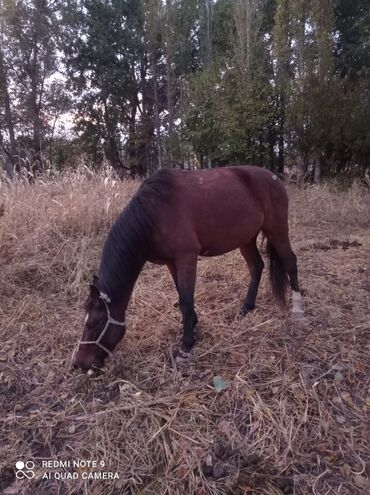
(150, 165, 284, 198)
(166, 165, 286, 215)
(144, 166, 286, 258)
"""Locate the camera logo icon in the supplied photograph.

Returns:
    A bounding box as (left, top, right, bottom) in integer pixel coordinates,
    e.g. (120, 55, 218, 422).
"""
(15, 460, 35, 480)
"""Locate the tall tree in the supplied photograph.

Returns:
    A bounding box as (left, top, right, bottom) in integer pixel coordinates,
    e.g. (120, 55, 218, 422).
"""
(0, 0, 368, 177)
(0, 0, 65, 172)
(273, 0, 291, 174)
(144, 0, 164, 169)
(0, 43, 17, 170)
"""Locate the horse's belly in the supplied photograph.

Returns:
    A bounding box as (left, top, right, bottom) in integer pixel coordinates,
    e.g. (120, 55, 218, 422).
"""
(199, 242, 242, 257)
(199, 248, 233, 257)
(195, 212, 262, 256)
(198, 226, 259, 256)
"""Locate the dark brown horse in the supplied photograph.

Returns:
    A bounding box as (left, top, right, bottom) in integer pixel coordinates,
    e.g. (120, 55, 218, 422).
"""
(74, 166, 304, 372)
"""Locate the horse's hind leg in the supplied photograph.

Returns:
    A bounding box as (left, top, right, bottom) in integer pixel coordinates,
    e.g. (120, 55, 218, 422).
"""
(263, 183, 304, 318)
(265, 233, 304, 319)
(283, 249, 304, 319)
(170, 256, 198, 362)
(239, 238, 264, 315)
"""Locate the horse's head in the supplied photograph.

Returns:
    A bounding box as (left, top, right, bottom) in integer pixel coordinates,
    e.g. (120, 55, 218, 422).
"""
(73, 277, 126, 373)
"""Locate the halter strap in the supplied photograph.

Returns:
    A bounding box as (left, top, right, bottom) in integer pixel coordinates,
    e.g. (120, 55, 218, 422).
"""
(79, 300, 126, 356)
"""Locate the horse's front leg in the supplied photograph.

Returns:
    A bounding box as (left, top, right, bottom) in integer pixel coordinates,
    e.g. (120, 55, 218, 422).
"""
(173, 255, 198, 364)
(167, 261, 198, 328)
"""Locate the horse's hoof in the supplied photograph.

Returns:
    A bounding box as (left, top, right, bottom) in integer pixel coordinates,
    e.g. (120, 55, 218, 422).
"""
(87, 366, 104, 377)
(174, 349, 192, 365)
(292, 311, 305, 321)
(240, 304, 255, 316)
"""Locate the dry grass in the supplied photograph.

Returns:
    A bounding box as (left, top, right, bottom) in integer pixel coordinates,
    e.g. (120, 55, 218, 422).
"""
(0, 169, 369, 495)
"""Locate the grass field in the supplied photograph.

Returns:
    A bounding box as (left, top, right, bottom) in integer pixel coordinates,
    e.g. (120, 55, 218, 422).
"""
(0, 170, 369, 495)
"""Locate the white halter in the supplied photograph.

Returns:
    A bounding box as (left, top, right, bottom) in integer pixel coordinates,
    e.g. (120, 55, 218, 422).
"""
(79, 299, 126, 356)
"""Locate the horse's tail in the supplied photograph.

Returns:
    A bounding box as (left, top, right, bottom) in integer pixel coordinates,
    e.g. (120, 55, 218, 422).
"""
(267, 241, 288, 304)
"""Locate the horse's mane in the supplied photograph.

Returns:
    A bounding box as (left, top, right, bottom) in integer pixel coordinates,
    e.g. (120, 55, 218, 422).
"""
(97, 169, 174, 299)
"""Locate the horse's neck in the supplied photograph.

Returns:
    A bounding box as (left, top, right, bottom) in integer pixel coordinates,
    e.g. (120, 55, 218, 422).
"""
(100, 207, 150, 305)
(99, 252, 146, 308)
(118, 262, 144, 308)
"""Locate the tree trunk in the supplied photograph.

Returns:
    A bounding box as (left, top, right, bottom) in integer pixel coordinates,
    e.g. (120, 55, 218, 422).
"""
(0, 132, 13, 176)
(165, 0, 174, 167)
(200, 0, 213, 68)
(140, 53, 154, 175)
(296, 154, 307, 184)
(103, 99, 122, 171)
(273, 0, 290, 176)
(267, 125, 275, 171)
(179, 75, 184, 168)
(153, 59, 162, 169)
(313, 161, 321, 183)
(166, 62, 174, 166)
(30, 41, 41, 162)
(277, 97, 285, 175)
(0, 48, 17, 166)
(127, 103, 137, 176)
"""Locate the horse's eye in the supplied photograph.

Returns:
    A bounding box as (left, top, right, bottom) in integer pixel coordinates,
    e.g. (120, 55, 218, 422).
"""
(86, 315, 105, 330)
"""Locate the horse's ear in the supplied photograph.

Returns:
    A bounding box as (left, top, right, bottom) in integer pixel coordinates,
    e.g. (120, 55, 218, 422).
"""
(99, 291, 111, 303)
(90, 284, 100, 305)
(92, 274, 99, 287)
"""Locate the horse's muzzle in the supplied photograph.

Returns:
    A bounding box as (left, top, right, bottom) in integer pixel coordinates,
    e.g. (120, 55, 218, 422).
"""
(73, 348, 104, 372)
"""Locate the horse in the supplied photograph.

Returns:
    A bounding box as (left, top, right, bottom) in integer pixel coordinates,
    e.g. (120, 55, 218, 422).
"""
(73, 166, 304, 373)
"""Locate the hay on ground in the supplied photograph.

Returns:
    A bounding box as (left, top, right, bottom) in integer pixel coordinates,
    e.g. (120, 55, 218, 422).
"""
(0, 171, 369, 495)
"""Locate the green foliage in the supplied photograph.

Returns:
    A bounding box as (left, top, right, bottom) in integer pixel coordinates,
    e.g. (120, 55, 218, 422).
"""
(185, 69, 222, 162)
(0, 0, 369, 177)
(0, 0, 67, 171)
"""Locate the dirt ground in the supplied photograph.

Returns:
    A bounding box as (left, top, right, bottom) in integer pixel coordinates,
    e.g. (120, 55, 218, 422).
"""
(0, 172, 369, 495)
